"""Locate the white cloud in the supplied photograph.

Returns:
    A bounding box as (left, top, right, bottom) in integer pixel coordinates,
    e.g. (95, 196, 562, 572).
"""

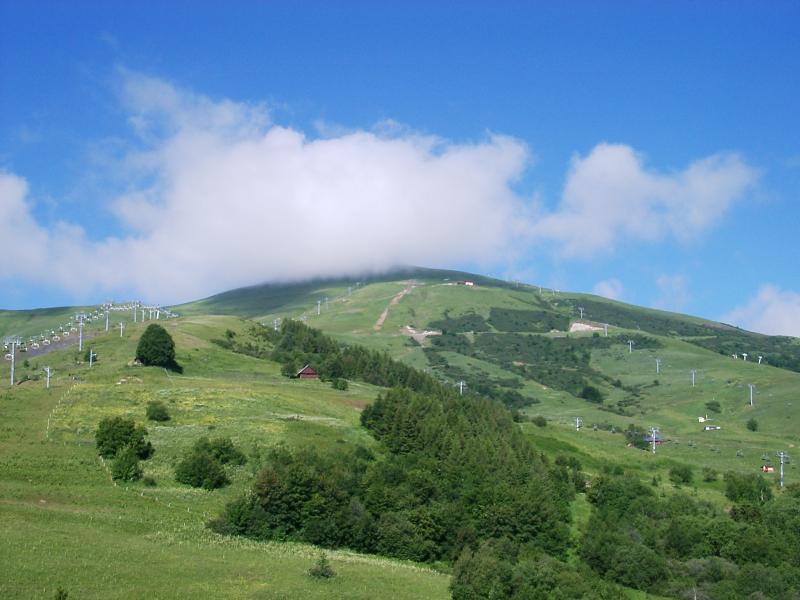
(722, 285, 800, 337)
(1, 73, 531, 303)
(654, 274, 690, 311)
(532, 143, 756, 257)
(0, 73, 759, 305)
(592, 278, 624, 300)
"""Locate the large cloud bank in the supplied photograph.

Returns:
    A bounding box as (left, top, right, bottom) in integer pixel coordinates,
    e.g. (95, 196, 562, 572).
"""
(0, 73, 756, 304)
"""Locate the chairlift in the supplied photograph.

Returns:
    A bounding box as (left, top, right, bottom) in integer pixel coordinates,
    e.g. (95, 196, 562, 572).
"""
(32, 342, 40, 350)
(4, 353, 11, 361)
(53, 335, 61, 342)
(63, 331, 70, 337)
(42, 339, 50, 346)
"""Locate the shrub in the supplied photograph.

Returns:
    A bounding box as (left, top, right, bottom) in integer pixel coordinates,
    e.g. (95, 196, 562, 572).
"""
(136, 324, 177, 368)
(193, 436, 247, 465)
(111, 444, 142, 482)
(175, 449, 229, 490)
(146, 400, 170, 422)
(668, 464, 694, 486)
(705, 400, 721, 413)
(532, 415, 548, 427)
(331, 378, 349, 391)
(724, 472, 773, 504)
(95, 417, 153, 459)
(308, 553, 336, 579)
(702, 467, 718, 482)
(579, 385, 604, 403)
(747, 418, 758, 432)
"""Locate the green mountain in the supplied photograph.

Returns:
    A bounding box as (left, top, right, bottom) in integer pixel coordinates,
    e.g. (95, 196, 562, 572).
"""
(3, 267, 800, 599)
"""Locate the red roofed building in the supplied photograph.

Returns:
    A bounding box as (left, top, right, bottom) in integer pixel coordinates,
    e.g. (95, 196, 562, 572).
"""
(295, 364, 319, 379)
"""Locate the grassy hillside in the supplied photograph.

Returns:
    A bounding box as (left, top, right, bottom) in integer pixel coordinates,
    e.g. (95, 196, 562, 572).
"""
(0, 316, 450, 599)
(3, 269, 798, 598)
(193, 274, 799, 503)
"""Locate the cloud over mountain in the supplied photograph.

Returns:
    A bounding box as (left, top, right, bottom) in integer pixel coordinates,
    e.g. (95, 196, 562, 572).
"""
(0, 72, 757, 305)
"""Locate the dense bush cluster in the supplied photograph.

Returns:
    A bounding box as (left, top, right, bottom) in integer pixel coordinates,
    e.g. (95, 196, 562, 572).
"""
(174, 437, 245, 490)
(487, 307, 570, 333)
(579, 473, 800, 598)
(212, 387, 575, 563)
(272, 320, 444, 395)
(95, 416, 153, 482)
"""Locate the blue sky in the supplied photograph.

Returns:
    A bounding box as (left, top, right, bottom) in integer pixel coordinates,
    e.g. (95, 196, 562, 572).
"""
(1, 2, 798, 335)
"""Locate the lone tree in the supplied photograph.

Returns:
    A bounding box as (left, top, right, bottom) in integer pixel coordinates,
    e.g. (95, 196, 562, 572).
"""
(136, 324, 177, 369)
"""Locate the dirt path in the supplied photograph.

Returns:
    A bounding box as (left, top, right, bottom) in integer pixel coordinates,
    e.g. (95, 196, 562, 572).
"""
(373, 282, 415, 331)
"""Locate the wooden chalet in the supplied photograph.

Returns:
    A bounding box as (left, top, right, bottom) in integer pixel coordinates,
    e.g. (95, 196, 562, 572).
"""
(295, 364, 319, 379)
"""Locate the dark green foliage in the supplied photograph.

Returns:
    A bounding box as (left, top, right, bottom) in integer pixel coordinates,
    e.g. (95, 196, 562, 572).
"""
(193, 436, 247, 465)
(579, 385, 604, 403)
(420, 349, 538, 409)
(669, 464, 694, 486)
(54, 588, 68, 600)
(531, 415, 547, 427)
(331, 378, 348, 391)
(747, 418, 759, 432)
(95, 417, 153, 459)
(272, 320, 444, 395)
(216, 388, 570, 563)
(111, 444, 142, 482)
(451, 540, 626, 600)
(145, 400, 170, 422)
(429, 311, 489, 333)
(705, 400, 721, 413)
(703, 467, 718, 482)
(487, 307, 570, 333)
(724, 472, 773, 504)
(308, 553, 336, 579)
(135, 324, 178, 369)
(175, 449, 229, 490)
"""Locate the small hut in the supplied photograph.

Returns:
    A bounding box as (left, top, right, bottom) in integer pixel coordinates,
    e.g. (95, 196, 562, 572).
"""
(295, 365, 319, 379)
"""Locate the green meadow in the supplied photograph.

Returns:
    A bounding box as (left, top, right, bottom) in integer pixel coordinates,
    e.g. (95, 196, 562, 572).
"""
(0, 316, 449, 599)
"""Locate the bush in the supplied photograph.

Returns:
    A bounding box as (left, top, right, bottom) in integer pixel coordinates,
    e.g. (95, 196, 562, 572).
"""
(331, 378, 349, 391)
(175, 449, 229, 490)
(532, 415, 547, 427)
(95, 417, 153, 459)
(705, 400, 721, 413)
(747, 418, 758, 432)
(579, 385, 604, 403)
(111, 444, 142, 481)
(146, 400, 170, 422)
(703, 467, 718, 482)
(136, 324, 177, 369)
(308, 553, 336, 579)
(193, 436, 247, 465)
(668, 464, 694, 486)
(54, 588, 68, 600)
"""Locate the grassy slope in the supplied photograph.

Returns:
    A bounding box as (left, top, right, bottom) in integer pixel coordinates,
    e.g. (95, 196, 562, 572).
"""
(0, 316, 449, 599)
(0, 305, 97, 342)
(242, 278, 800, 504)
